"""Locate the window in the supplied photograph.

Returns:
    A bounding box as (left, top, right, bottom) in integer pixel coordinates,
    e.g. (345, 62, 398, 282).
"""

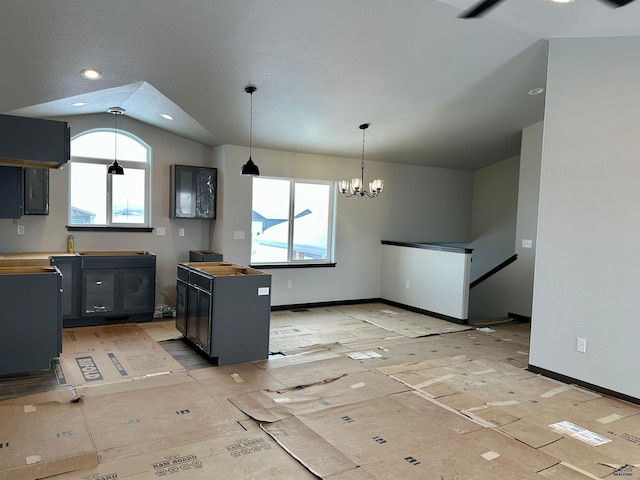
(69, 130, 150, 227)
(251, 177, 335, 265)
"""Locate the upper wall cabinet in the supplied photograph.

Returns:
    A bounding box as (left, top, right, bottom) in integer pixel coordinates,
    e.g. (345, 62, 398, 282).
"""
(0, 166, 24, 218)
(24, 167, 49, 215)
(170, 165, 217, 219)
(0, 166, 49, 218)
(0, 114, 70, 169)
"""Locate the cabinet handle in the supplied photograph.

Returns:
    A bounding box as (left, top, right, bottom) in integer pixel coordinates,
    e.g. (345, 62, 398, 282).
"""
(94, 305, 106, 311)
(95, 281, 103, 285)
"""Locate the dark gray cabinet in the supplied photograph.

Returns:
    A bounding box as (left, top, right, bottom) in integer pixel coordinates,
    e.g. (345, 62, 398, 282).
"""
(0, 266, 62, 375)
(0, 166, 24, 218)
(176, 262, 271, 365)
(170, 165, 217, 219)
(52, 252, 156, 327)
(0, 114, 70, 169)
(50, 255, 81, 320)
(0, 166, 49, 218)
(83, 269, 118, 315)
(24, 167, 49, 215)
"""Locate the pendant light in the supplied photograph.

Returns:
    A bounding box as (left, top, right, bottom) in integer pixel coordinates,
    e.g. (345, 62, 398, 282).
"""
(339, 123, 383, 198)
(241, 86, 260, 176)
(107, 106, 125, 175)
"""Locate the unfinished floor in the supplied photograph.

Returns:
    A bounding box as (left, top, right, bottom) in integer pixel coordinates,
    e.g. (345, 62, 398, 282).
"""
(1, 303, 639, 479)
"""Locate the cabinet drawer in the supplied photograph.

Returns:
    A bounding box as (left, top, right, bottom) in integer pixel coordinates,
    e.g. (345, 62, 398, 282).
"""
(82, 255, 155, 269)
(189, 270, 212, 291)
(82, 270, 117, 315)
(177, 264, 190, 282)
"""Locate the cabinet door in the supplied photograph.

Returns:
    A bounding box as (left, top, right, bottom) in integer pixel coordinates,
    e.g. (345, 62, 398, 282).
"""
(0, 166, 24, 218)
(195, 289, 212, 355)
(82, 270, 117, 315)
(186, 285, 199, 343)
(195, 167, 217, 219)
(120, 268, 155, 313)
(51, 256, 79, 319)
(24, 167, 49, 215)
(175, 279, 187, 335)
(170, 165, 217, 219)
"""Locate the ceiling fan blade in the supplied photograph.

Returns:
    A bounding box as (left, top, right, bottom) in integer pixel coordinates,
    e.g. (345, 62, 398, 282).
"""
(600, 0, 635, 6)
(459, 0, 505, 18)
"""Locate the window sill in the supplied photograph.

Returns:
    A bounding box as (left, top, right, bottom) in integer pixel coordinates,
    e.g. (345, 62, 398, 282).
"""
(249, 263, 336, 269)
(67, 226, 154, 233)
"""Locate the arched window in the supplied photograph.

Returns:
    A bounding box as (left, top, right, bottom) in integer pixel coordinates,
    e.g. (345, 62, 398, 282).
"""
(69, 129, 151, 227)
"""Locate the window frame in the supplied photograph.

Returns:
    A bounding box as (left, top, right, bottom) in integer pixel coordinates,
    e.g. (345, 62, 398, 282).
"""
(68, 128, 152, 229)
(250, 176, 336, 268)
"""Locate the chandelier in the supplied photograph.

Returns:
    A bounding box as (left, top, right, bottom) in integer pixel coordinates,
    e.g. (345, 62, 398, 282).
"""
(339, 123, 383, 198)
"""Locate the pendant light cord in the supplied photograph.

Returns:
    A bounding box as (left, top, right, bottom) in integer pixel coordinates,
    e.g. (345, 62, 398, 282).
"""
(249, 90, 253, 158)
(360, 124, 366, 183)
(114, 110, 118, 163)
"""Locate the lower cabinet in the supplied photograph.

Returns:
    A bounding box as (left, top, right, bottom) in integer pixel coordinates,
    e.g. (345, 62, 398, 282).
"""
(52, 252, 156, 327)
(0, 266, 62, 375)
(176, 262, 271, 365)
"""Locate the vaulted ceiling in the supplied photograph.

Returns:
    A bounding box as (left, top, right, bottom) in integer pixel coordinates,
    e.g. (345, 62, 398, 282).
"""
(1, 0, 639, 170)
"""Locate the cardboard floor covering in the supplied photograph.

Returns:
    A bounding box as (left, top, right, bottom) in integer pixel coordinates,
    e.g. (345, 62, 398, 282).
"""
(54, 324, 185, 387)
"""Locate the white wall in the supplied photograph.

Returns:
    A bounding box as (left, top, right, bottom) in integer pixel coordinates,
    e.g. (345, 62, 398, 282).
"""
(211, 145, 474, 306)
(530, 37, 640, 398)
(0, 114, 214, 306)
(381, 244, 471, 319)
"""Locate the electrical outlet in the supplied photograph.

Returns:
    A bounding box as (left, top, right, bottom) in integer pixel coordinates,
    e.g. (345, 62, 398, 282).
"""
(178, 228, 185, 237)
(156, 227, 166, 236)
(17, 225, 25, 235)
(233, 231, 245, 240)
(405, 281, 410, 289)
(577, 338, 587, 353)
(522, 239, 533, 248)
(287, 280, 292, 288)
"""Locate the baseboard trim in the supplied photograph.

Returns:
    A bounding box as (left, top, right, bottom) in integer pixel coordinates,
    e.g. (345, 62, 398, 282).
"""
(380, 299, 468, 325)
(271, 298, 468, 325)
(507, 312, 531, 322)
(271, 298, 382, 312)
(528, 364, 640, 406)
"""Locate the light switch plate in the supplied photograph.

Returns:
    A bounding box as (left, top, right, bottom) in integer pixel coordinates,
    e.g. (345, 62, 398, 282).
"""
(157, 227, 166, 236)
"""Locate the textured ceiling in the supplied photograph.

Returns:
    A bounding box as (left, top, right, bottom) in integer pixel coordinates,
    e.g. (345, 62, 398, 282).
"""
(1, 0, 639, 170)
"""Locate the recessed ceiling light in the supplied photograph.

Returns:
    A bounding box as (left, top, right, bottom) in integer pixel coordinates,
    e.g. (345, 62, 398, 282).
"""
(528, 87, 545, 96)
(81, 68, 102, 80)
(160, 113, 174, 120)
(71, 102, 87, 107)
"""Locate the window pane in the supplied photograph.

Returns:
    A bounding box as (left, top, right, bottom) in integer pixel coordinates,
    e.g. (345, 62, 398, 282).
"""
(72, 131, 147, 162)
(251, 178, 290, 263)
(112, 169, 145, 224)
(69, 163, 106, 224)
(293, 182, 330, 260)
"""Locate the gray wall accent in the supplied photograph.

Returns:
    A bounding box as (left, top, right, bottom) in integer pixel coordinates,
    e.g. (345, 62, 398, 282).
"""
(211, 145, 474, 306)
(530, 37, 640, 398)
(469, 155, 520, 282)
(468, 121, 543, 321)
